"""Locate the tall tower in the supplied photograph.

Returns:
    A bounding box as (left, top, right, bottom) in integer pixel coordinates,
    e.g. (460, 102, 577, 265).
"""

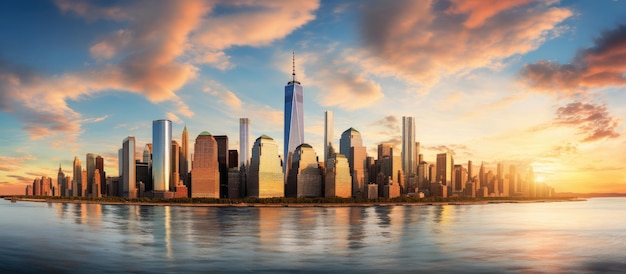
(181, 125, 189, 182)
(57, 165, 66, 197)
(95, 155, 105, 195)
(240, 118, 250, 168)
(72, 156, 81, 196)
(284, 51, 304, 175)
(214, 135, 229, 198)
(436, 152, 452, 186)
(171, 140, 180, 191)
(152, 119, 172, 193)
(86, 153, 96, 196)
(402, 116, 416, 194)
(122, 136, 136, 198)
(339, 128, 366, 198)
(191, 131, 219, 198)
(324, 111, 334, 165)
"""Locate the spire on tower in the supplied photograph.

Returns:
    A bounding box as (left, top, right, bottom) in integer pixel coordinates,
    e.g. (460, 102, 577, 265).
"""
(288, 50, 301, 85)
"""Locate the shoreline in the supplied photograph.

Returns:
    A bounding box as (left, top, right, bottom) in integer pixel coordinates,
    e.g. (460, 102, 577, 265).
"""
(5, 197, 586, 208)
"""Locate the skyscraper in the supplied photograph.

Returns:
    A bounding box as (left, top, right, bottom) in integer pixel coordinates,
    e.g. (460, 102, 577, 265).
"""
(57, 165, 66, 197)
(325, 153, 351, 198)
(96, 155, 105, 195)
(214, 135, 229, 198)
(284, 52, 304, 175)
(86, 153, 96, 196)
(340, 128, 366, 197)
(340, 128, 363, 159)
(171, 140, 180, 191)
(324, 111, 334, 165)
(248, 135, 284, 198)
(152, 119, 172, 193)
(436, 152, 453, 186)
(72, 156, 81, 196)
(122, 136, 136, 198)
(286, 144, 322, 198)
(181, 125, 189, 183)
(402, 116, 416, 177)
(239, 118, 250, 168)
(191, 131, 219, 198)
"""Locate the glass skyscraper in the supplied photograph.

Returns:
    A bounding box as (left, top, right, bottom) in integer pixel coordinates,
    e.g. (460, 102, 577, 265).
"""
(284, 53, 304, 175)
(152, 119, 172, 192)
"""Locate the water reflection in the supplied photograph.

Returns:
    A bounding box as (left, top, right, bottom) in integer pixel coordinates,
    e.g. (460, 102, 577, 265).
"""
(2, 199, 626, 273)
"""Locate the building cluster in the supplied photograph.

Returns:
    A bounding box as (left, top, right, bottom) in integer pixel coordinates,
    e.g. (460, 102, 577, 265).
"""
(25, 55, 554, 199)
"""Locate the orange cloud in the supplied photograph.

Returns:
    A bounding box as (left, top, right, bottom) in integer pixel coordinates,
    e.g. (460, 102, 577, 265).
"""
(521, 24, 626, 93)
(358, 0, 572, 86)
(0, 0, 320, 142)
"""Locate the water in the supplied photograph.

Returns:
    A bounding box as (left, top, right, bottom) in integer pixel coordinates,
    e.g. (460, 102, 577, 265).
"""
(0, 198, 625, 273)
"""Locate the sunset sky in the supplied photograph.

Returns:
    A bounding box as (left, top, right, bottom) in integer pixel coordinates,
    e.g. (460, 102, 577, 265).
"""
(1, 0, 625, 194)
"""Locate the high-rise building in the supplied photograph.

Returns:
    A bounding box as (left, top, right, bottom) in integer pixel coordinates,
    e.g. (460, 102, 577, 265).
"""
(468, 160, 473, 182)
(324, 111, 334, 165)
(93, 169, 102, 198)
(122, 136, 136, 198)
(325, 153, 351, 198)
(436, 152, 453, 186)
(286, 144, 322, 198)
(181, 125, 189, 183)
(239, 118, 250, 168)
(143, 144, 152, 166)
(86, 153, 96, 196)
(171, 140, 181, 191)
(81, 169, 87, 196)
(340, 128, 367, 198)
(340, 128, 363, 161)
(284, 52, 304, 176)
(72, 156, 81, 197)
(378, 143, 393, 160)
(152, 119, 172, 193)
(57, 165, 66, 197)
(95, 155, 105, 195)
(401, 116, 416, 177)
(214, 135, 229, 198)
(228, 150, 238, 169)
(191, 131, 220, 198)
(248, 135, 284, 198)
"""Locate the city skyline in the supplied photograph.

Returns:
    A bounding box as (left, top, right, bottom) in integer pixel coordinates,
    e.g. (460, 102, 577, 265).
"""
(1, 1, 625, 194)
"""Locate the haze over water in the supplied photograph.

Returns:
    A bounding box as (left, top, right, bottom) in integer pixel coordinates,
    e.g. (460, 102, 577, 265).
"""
(1, 198, 625, 273)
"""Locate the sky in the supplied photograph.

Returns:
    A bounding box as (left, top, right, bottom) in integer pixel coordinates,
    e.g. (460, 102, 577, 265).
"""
(1, 0, 625, 195)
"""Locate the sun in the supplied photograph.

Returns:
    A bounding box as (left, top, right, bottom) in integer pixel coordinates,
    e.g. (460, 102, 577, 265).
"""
(536, 176, 545, 183)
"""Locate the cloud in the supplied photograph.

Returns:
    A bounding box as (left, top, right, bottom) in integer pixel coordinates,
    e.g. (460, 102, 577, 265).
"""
(520, 24, 626, 93)
(82, 115, 109, 123)
(544, 143, 579, 158)
(423, 144, 471, 157)
(204, 81, 242, 110)
(528, 101, 620, 142)
(0, 155, 36, 172)
(7, 175, 31, 182)
(554, 102, 620, 142)
(166, 112, 181, 124)
(358, 0, 572, 86)
(0, 0, 320, 142)
(370, 115, 400, 133)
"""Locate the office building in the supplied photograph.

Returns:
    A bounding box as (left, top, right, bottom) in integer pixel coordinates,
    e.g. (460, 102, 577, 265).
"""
(181, 125, 189, 183)
(401, 116, 416, 178)
(239, 118, 250, 168)
(248, 135, 284, 198)
(324, 110, 334, 165)
(171, 140, 180, 191)
(325, 153, 351, 198)
(191, 131, 220, 198)
(72, 156, 81, 196)
(214, 135, 229, 198)
(86, 153, 96, 196)
(96, 155, 105, 195)
(286, 144, 322, 198)
(122, 136, 136, 198)
(436, 152, 453, 186)
(152, 119, 172, 193)
(284, 52, 304, 176)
